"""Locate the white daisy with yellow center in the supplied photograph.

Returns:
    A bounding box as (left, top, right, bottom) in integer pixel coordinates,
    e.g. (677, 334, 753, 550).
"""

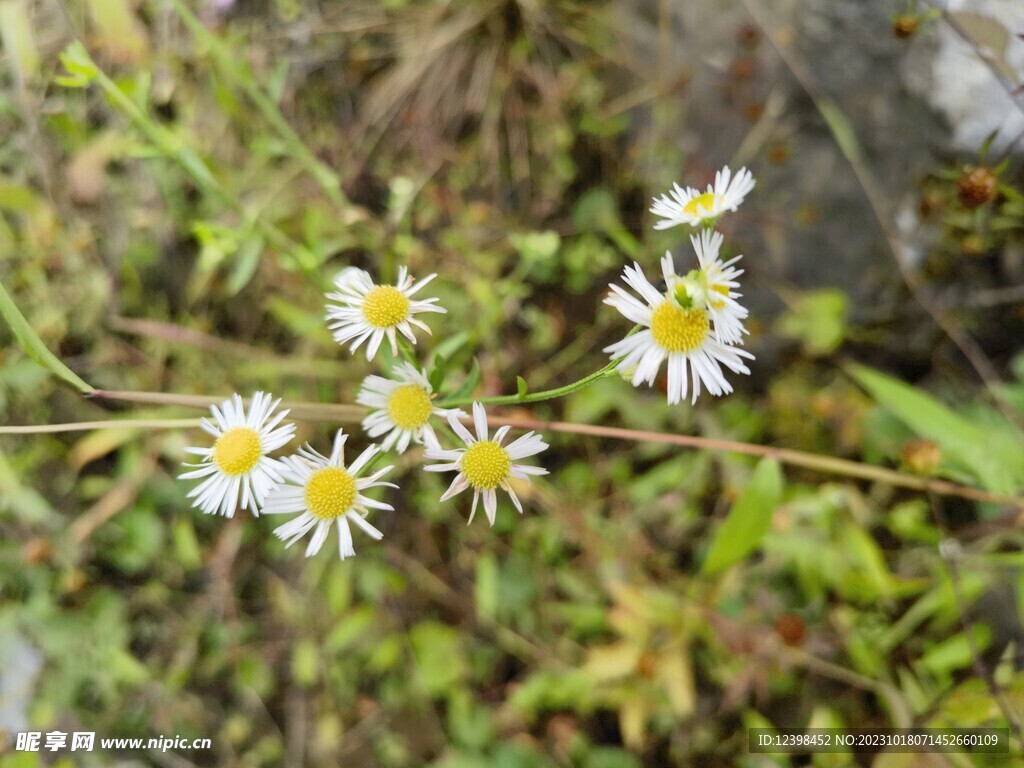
(667, 229, 749, 345)
(603, 262, 755, 405)
(356, 362, 465, 453)
(423, 402, 548, 526)
(180, 391, 296, 517)
(325, 266, 445, 360)
(261, 429, 397, 559)
(650, 165, 756, 229)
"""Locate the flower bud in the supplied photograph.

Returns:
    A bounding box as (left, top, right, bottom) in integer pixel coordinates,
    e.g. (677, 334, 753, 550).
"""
(774, 613, 806, 647)
(957, 167, 998, 209)
(893, 15, 918, 39)
(901, 438, 941, 476)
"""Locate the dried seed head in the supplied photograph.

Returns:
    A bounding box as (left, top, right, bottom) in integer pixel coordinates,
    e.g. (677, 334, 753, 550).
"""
(957, 167, 998, 209)
(893, 14, 918, 39)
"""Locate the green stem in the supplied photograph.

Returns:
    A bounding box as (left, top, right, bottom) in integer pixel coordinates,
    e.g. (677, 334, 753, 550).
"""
(167, 0, 349, 210)
(83, 48, 318, 273)
(396, 335, 421, 369)
(437, 324, 640, 409)
(0, 418, 198, 434)
(437, 360, 619, 409)
(88, 389, 366, 423)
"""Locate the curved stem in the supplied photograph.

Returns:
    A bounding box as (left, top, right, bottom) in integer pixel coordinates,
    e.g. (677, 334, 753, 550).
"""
(436, 360, 619, 409)
(88, 389, 366, 423)
(0, 418, 199, 434)
(27, 387, 1022, 509)
(437, 325, 639, 409)
(477, 412, 1022, 509)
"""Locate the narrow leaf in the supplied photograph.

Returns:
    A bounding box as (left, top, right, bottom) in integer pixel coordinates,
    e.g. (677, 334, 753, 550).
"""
(849, 364, 1024, 493)
(516, 376, 529, 398)
(0, 279, 93, 392)
(818, 99, 863, 163)
(702, 458, 783, 575)
(427, 356, 446, 393)
(475, 552, 499, 621)
(448, 359, 481, 402)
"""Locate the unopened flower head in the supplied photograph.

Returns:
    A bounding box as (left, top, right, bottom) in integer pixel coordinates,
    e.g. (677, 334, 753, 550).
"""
(357, 362, 465, 454)
(325, 266, 445, 360)
(180, 392, 296, 517)
(262, 429, 397, 559)
(665, 229, 749, 345)
(424, 402, 548, 526)
(604, 262, 754, 405)
(650, 165, 755, 229)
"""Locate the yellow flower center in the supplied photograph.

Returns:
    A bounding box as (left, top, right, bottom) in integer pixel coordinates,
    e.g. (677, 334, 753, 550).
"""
(460, 440, 511, 490)
(650, 302, 710, 353)
(361, 285, 410, 328)
(683, 192, 717, 217)
(386, 384, 433, 430)
(710, 283, 729, 309)
(305, 467, 357, 520)
(213, 427, 262, 476)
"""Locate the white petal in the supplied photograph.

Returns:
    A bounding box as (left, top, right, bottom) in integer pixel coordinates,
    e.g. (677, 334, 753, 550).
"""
(440, 473, 470, 501)
(306, 520, 331, 557)
(348, 511, 384, 541)
(337, 517, 355, 559)
(483, 489, 498, 527)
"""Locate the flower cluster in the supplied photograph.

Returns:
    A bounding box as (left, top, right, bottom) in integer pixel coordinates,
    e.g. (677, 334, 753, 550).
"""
(178, 165, 755, 559)
(604, 165, 756, 405)
(179, 266, 549, 560)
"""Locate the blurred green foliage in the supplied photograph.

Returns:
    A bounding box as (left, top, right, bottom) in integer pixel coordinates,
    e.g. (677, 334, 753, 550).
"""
(1, 1, 1024, 767)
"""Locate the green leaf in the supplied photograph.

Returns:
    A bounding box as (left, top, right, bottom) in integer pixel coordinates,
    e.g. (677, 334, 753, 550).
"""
(433, 330, 472, 362)
(0, 278, 93, 392)
(572, 188, 639, 257)
(448, 358, 480, 402)
(818, 98, 863, 163)
(428, 355, 447, 392)
(918, 623, 991, 677)
(409, 621, 468, 696)
(291, 638, 319, 687)
(428, 330, 473, 392)
(701, 458, 783, 575)
(849, 365, 1024, 493)
(776, 288, 849, 355)
(516, 376, 529, 398)
(225, 233, 264, 296)
(509, 230, 560, 262)
(57, 41, 99, 83)
(475, 552, 499, 621)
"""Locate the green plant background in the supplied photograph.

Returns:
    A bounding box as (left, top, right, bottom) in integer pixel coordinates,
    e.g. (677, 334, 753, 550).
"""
(1, 1, 1024, 766)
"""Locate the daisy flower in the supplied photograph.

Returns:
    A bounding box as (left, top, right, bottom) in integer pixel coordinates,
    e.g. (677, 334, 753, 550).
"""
(668, 229, 749, 345)
(325, 266, 446, 360)
(650, 165, 756, 229)
(603, 262, 755, 405)
(423, 402, 548, 526)
(262, 429, 397, 559)
(356, 362, 465, 453)
(180, 391, 296, 517)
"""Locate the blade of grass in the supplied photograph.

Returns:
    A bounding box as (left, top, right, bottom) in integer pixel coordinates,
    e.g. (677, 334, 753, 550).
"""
(166, 0, 348, 209)
(0, 278, 94, 393)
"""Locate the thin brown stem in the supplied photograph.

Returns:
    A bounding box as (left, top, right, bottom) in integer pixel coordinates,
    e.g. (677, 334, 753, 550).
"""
(67, 388, 1024, 508)
(479, 413, 1023, 509)
(88, 389, 366, 423)
(0, 419, 199, 434)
